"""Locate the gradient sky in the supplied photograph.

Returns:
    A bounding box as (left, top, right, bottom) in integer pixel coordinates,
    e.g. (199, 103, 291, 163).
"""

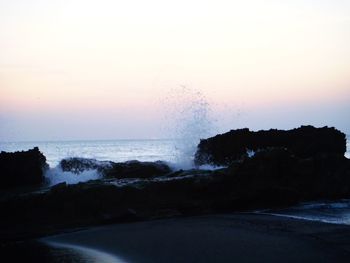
(0, 0, 349, 141)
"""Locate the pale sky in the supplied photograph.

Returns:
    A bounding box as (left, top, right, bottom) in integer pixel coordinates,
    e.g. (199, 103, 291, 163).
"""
(0, 0, 349, 141)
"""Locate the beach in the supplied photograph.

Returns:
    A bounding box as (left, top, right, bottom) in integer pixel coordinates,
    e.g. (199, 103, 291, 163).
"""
(40, 213, 350, 263)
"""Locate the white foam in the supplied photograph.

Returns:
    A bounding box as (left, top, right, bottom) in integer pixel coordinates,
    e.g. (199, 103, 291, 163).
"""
(44, 241, 126, 263)
(197, 164, 226, 170)
(108, 178, 143, 187)
(45, 166, 101, 186)
(246, 149, 256, 158)
(258, 212, 350, 225)
(257, 199, 350, 225)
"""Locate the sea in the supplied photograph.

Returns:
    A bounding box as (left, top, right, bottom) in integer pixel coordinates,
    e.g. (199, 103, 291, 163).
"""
(0, 139, 179, 167)
(1, 137, 350, 226)
(0, 139, 201, 186)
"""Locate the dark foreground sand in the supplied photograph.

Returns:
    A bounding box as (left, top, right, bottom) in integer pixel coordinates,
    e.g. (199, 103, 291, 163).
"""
(41, 213, 350, 263)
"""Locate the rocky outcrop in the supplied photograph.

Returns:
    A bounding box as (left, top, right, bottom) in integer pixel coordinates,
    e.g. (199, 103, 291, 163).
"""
(104, 160, 172, 179)
(60, 157, 113, 174)
(60, 157, 172, 179)
(0, 147, 48, 189)
(226, 148, 350, 207)
(1, 127, 349, 241)
(1, 148, 350, 241)
(195, 126, 347, 166)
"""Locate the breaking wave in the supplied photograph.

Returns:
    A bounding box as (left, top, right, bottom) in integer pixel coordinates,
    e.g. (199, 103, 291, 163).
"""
(258, 199, 350, 225)
(45, 166, 102, 186)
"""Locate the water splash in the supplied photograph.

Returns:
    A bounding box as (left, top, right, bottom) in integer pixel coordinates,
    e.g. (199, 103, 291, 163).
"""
(161, 86, 215, 169)
(45, 166, 101, 186)
(346, 135, 350, 159)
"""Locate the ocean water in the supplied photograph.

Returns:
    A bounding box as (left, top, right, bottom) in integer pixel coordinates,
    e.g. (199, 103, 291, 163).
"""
(0, 139, 179, 167)
(261, 199, 350, 225)
(0, 139, 204, 186)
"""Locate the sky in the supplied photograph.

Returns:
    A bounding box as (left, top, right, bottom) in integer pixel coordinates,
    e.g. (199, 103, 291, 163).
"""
(0, 0, 349, 141)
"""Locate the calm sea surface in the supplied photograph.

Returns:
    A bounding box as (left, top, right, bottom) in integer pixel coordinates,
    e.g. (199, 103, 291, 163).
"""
(0, 139, 180, 167)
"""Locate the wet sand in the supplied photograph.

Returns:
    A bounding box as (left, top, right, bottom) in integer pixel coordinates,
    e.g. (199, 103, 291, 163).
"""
(42, 213, 350, 263)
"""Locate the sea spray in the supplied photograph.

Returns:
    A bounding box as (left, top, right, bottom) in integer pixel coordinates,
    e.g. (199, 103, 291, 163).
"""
(45, 166, 101, 186)
(161, 86, 216, 169)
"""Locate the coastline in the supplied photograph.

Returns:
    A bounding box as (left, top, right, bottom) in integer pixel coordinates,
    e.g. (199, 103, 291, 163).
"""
(40, 213, 350, 263)
(1, 128, 349, 262)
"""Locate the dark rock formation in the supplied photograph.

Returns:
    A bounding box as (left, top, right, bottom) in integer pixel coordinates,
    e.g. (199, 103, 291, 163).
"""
(60, 157, 113, 174)
(226, 148, 350, 207)
(60, 157, 172, 179)
(195, 126, 347, 166)
(106, 160, 172, 179)
(0, 147, 48, 189)
(1, 149, 350, 241)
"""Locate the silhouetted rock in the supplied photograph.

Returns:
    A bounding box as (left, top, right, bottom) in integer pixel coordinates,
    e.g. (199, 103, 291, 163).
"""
(0, 147, 48, 189)
(60, 158, 172, 179)
(50, 182, 67, 193)
(60, 157, 113, 174)
(226, 148, 350, 207)
(105, 160, 172, 179)
(195, 126, 347, 166)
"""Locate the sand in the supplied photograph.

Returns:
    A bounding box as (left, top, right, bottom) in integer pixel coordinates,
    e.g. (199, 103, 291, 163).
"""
(41, 213, 350, 263)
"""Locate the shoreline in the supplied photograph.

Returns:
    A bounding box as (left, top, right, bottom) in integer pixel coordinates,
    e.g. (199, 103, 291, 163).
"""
(40, 213, 350, 263)
(44, 241, 126, 263)
(256, 211, 350, 225)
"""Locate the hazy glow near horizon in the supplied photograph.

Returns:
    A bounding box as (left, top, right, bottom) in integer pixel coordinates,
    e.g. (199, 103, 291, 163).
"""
(1, 0, 349, 140)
